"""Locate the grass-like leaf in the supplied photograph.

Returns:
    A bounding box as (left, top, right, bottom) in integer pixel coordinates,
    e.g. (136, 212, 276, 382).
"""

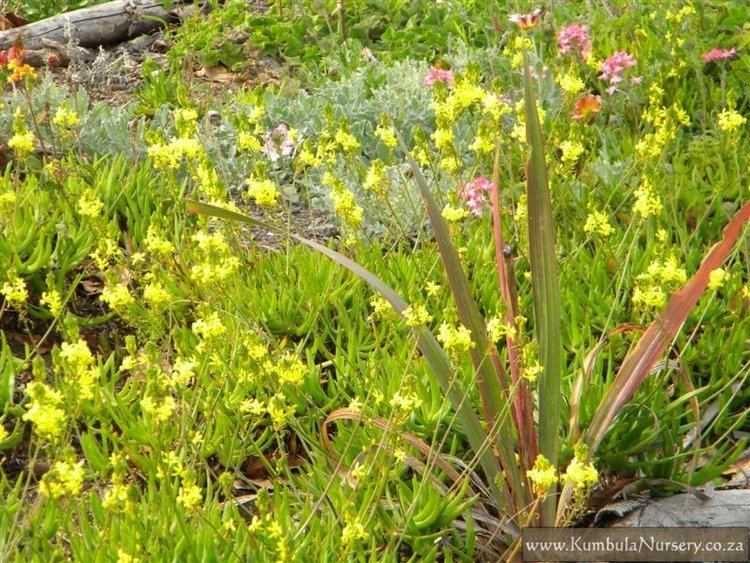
(585, 201, 750, 452)
(557, 201, 750, 522)
(523, 63, 563, 525)
(185, 199, 517, 530)
(490, 150, 537, 471)
(404, 156, 528, 513)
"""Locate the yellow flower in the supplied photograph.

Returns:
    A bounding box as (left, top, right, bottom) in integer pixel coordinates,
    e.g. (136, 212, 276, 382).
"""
(102, 479, 130, 511)
(276, 353, 307, 386)
(174, 108, 199, 137)
(7, 131, 35, 160)
(431, 128, 454, 151)
(403, 304, 432, 327)
(342, 516, 369, 546)
(375, 124, 398, 148)
(363, 159, 389, 197)
(441, 204, 468, 222)
(527, 454, 557, 496)
(141, 395, 176, 424)
(425, 281, 441, 297)
(246, 177, 280, 207)
(633, 179, 662, 218)
(559, 140, 584, 166)
(237, 132, 262, 152)
(23, 382, 66, 440)
(1, 275, 28, 308)
(143, 283, 171, 309)
(77, 189, 104, 217)
(60, 339, 94, 370)
(439, 155, 460, 173)
(562, 445, 598, 490)
(0, 424, 8, 443)
(40, 289, 63, 316)
(334, 129, 360, 152)
(53, 106, 80, 128)
(487, 316, 516, 342)
(7, 59, 37, 83)
(171, 357, 197, 386)
(708, 268, 729, 290)
(437, 322, 475, 353)
(144, 226, 175, 256)
(558, 73, 585, 94)
(330, 188, 363, 229)
(717, 109, 746, 134)
(368, 294, 395, 321)
(583, 210, 614, 238)
(147, 137, 203, 170)
(117, 550, 140, 563)
(177, 477, 202, 510)
(192, 311, 226, 340)
(101, 283, 135, 312)
(39, 460, 85, 499)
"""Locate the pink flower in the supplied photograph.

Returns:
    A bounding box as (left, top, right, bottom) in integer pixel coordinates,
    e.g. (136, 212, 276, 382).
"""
(459, 177, 493, 216)
(509, 9, 543, 30)
(423, 66, 454, 86)
(557, 24, 591, 57)
(598, 51, 636, 93)
(701, 47, 737, 63)
(262, 124, 296, 162)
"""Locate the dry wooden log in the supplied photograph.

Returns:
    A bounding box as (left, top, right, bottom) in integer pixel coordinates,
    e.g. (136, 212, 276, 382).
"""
(0, 0, 188, 51)
(611, 490, 750, 527)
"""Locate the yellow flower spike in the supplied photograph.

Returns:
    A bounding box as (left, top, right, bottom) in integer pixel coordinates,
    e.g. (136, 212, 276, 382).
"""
(1, 275, 28, 308)
(403, 304, 432, 327)
(246, 177, 280, 208)
(717, 109, 746, 134)
(527, 454, 557, 497)
(8, 131, 35, 160)
(562, 444, 598, 490)
(583, 210, 614, 238)
(53, 106, 80, 128)
(39, 460, 85, 499)
(708, 268, 729, 290)
(437, 322, 475, 353)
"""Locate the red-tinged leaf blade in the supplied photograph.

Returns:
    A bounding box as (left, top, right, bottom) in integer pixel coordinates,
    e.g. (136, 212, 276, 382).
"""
(524, 63, 563, 525)
(404, 156, 528, 513)
(490, 150, 537, 470)
(185, 199, 516, 525)
(584, 201, 750, 452)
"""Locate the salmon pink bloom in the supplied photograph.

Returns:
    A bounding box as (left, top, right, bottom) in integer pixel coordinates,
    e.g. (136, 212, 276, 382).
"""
(572, 94, 602, 123)
(423, 66, 454, 86)
(701, 47, 736, 63)
(0, 51, 7, 67)
(459, 177, 493, 216)
(557, 24, 591, 57)
(509, 9, 543, 30)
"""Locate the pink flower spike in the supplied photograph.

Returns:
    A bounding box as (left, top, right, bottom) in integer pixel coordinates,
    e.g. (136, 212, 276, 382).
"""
(509, 8, 543, 30)
(423, 66, 454, 86)
(262, 124, 296, 162)
(557, 24, 591, 57)
(598, 51, 637, 89)
(701, 47, 737, 63)
(459, 176, 493, 216)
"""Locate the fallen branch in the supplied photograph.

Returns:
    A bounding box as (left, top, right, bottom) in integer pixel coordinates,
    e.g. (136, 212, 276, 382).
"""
(612, 490, 750, 527)
(0, 0, 189, 51)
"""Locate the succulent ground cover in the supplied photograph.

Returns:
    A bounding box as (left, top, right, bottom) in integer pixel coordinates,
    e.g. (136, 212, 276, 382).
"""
(0, 0, 749, 560)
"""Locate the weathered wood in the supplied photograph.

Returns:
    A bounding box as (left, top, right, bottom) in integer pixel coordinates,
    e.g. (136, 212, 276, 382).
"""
(612, 490, 750, 527)
(0, 1, 187, 51)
